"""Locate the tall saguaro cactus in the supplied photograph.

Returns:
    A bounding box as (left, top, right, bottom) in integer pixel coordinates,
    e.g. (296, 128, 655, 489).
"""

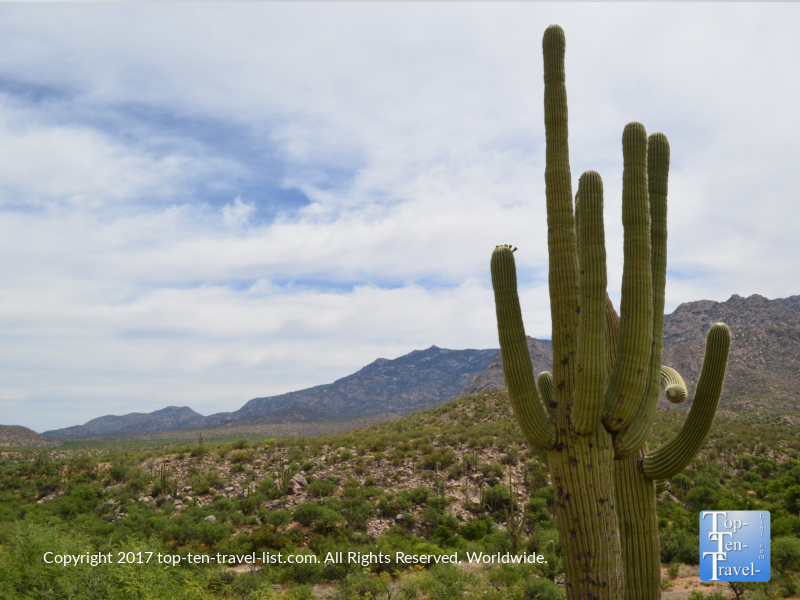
(490, 25, 731, 600)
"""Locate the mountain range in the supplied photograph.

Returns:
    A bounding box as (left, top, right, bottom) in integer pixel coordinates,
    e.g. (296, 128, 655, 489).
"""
(39, 292, 800, 439)
(42, 346, 498, 438)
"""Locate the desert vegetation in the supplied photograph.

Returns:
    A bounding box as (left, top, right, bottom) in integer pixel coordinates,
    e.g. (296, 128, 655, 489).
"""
(2, 389, 800, 599)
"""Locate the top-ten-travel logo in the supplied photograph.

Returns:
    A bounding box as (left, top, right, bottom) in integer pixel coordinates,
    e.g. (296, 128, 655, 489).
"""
(699, 511, 770, 582)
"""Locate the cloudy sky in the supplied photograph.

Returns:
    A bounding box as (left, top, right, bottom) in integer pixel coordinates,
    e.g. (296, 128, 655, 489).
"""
(1, 4, 797, 432)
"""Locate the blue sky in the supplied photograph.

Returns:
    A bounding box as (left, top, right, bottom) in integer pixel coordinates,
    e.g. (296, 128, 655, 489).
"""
(0, 4, 798, 432)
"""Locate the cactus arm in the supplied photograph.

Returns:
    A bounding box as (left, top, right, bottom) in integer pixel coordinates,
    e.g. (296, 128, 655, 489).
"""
(661, 366, 687, 404)
(538, 371, 555, 413)
(602, 123, 654, 433)
(542, 24, 579, 405)
(572, 171, 608, 434)
(491, 245, 557, 450)
(642, 323, 731, 480)
(613, 133, 670, 457)
(605, 294, 620, 373)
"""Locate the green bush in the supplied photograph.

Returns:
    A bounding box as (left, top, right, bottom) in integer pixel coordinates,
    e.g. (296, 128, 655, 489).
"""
(294, 502, 324, 527)
(307, 480, 337, 498)
(280, 550, 324, 585)
(459, 517, 492, 541)
(772, 536, 800, 574)
(660, 526, 699, 565)
(483, 484, 513, 515)
(524, 577, 566, 600)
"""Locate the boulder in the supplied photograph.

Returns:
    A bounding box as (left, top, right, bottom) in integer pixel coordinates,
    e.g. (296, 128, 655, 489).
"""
(204, 515, 216, 522)
(287, 473, 307, 495)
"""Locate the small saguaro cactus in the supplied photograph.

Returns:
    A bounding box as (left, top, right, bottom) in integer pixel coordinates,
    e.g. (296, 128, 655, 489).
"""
(490, 25, 731, 600)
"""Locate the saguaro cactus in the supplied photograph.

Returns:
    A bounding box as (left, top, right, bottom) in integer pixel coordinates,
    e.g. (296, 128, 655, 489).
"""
(490, 25, 731, 600)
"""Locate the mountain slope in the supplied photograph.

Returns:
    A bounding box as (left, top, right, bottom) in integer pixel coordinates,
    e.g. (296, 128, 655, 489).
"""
(456, 337, 553, 398)
(0, 425, 61, 447)
(661, 293, 800, 414)
(42, 346, 497, 438)
(459, 294, 800, 417)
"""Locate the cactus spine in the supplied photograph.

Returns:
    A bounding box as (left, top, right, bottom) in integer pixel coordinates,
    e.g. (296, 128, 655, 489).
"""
(490, 25, 731, 600)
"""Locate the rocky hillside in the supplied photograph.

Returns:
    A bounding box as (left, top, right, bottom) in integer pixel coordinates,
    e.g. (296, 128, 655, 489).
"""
(235, 345, 498, 419)
(0, 425, 61, 447)
(456, 337, 552, 398)
(662, 293, 800, 414)
(47, 406, 208, 438)
(43, 346, 497, 438)
(459, 294, 800, 417)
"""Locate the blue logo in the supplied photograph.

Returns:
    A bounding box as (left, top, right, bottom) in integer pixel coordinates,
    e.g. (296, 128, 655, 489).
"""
(699, 511, 770, 582)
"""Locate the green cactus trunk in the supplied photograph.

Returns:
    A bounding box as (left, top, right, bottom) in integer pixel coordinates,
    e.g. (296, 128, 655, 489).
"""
(615, 448, 660, 599)
(490, 24, 732, 600)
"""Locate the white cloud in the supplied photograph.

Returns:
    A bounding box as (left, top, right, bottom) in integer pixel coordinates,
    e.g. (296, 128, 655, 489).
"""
(221, 196, 255, 229)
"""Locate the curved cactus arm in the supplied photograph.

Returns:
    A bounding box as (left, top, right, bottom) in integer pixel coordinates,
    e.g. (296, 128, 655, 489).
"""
(661, 366, 688, 404)
(542, 24, 579, 407)
(538, 371, 556, 414)
(531, 372, 555, 465)
(605, 294, 620, 373)
(642, 323, 731, 480)
(612, 132, 670, 458)
(572, 171, 608, 434)
(602, 122, 654, 433)
(491, 245, 558, 450)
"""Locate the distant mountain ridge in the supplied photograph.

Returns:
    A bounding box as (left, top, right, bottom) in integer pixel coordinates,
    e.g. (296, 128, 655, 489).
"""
(458, 293, 800, 417)
(37, 292, 800, 439)
(661, 293, 800, 414)
(42, 346, 498, 438)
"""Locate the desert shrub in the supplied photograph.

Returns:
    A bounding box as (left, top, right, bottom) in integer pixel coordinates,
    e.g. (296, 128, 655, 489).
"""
(463, 453, 478, 471)
(109, 465, 128, 482)
(307, 480, 337, 498)
(280, 550, 324, 585)
(230, 450, 251, 464)
(259, 509, 291, 529)
(447, 463, 465, 480)
(294, 502, 324, 527)
(524, 577, 566, 600)
(403, 487, 431, 506)
(483, 484, 513, 515)
(480, 462, 505, 480)
(459, 517, 493, 541)
(772, 516, 800, 538)
(660, 526, 699, 565)
(526, 497, 551, 525)
(312, 508, 344, 534)
(783, 485, 800, 515)
(686, 486, 719, 511)
(772, 536, 800, 574)
(190, 476, 211, 496)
